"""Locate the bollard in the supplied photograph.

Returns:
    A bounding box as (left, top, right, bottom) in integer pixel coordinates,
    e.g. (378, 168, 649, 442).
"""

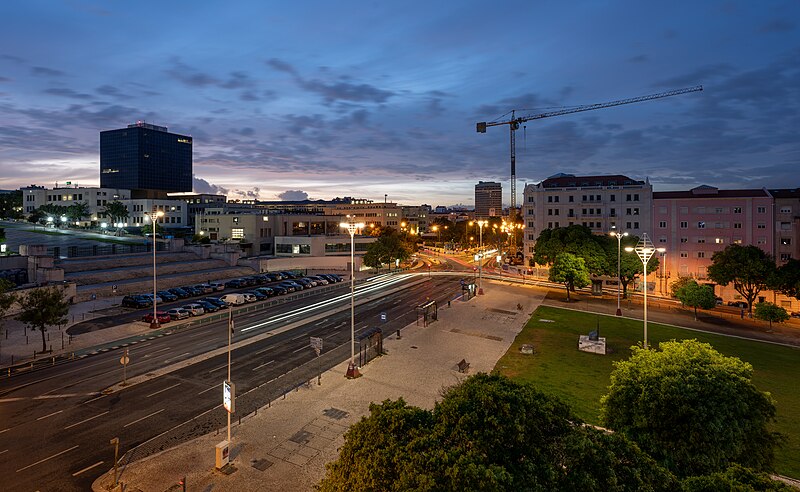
(52, 357, 55, 366)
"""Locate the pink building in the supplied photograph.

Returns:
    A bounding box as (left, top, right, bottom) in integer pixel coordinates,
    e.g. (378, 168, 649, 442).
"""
(652, 185, 774, 294)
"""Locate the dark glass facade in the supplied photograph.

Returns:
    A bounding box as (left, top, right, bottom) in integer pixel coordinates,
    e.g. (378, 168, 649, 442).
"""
(100, 122, 192, 192)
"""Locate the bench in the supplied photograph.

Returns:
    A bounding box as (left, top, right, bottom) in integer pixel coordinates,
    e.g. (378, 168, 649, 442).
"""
(457, 359, 470, 373)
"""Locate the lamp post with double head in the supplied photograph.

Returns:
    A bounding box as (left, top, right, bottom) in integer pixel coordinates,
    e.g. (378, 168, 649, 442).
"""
(476, 220, 488, 294)
(610, 228, 628, 316)
(625, 233, 664, 349)
(340, 215, 365, 378)
(147, 208, 165, 329)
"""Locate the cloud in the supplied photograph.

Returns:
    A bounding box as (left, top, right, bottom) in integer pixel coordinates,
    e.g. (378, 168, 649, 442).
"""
(627, 54, 648, 63)
(0, 76, 10, 83)
(653, 63, 735, 88)
(96, 85, 130, 99)
(0, 54, 25, 63)
(277, 190, 309, 201)
(43, 87, 93, 99)
(266, 58, 296, 75)
(192, 175, 228, 195)
(759, 19, 795, 33)
(31, 66, 65, 77)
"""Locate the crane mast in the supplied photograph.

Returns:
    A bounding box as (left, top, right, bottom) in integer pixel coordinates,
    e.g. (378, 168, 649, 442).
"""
(477, 85, 703, 222)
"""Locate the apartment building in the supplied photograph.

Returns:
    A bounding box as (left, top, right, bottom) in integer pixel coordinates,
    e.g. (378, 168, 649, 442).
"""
(770, 188, 800, 265)
(323, 199, 402, 230)
(522, 174, 652, 265)
(475, 181, 502, 218)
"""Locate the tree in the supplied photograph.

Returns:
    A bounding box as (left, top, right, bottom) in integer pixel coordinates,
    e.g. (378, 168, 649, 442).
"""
(674, 280, 716, 320)
(363, 229, 413, 269)
(601, 339, 781, 477)
(770, 258, 800, 300)
(0, 279, 16, 342)
(66, 201, 90, 224)
(753, 302, 789, 329)
(141, 222, 164, 236)
(707, 244, 776, 313)
(103, 200, 129, 224)
(603, 234, 659, 299)
(669, 275, 693, 298)
(0, 190, 23, 220)
(27, 209, 45, 224)
(533, 225, 609, 275)
(548, 252, 590, 301)
(319, 374, 677, 492)
(15, 286, 70, 353)
(681, 464, 793, 491)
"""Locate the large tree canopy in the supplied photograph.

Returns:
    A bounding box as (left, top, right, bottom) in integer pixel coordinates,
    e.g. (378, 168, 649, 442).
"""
(601, 339, 781, 478)
(363, 228, 413, 269)
(548, 252, 590, 301)
(707, 244, 775, 313)
(319, 374, 677, 492)
(674, 279, 716, 320)
(754, 302, 789, 329)
(770, 258, 800, 300)
(533, 225, 610, 274)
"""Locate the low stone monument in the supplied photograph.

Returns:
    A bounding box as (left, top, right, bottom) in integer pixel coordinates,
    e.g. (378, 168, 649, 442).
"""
(578, 329, 607, 355)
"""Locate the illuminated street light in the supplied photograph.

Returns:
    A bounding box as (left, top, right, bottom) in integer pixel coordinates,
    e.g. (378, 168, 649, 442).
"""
(340, 215, 365, 378)
(610, 228, 629, 316)
(145, 209, 165, 329)
(476, 220, 488, 294)
(625, 233, 664, 349)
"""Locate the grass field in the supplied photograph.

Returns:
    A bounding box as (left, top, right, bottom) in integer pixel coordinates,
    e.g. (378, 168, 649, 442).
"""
(494, 305, 800, 478)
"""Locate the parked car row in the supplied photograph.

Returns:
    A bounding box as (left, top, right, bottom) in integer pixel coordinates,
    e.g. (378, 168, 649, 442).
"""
(132, 273, 343, 321)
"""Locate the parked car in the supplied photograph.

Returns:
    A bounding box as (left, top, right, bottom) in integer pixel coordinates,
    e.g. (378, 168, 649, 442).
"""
(284, 280, 304, 291)
(142, 293, 163, 304)
(157, 290, 178, 302)
(166, 308, 190, 320)
(727, 301, 748, 309)
(265, 273, 283, 282)
(224, 279, 245, 289)
(270, 285, 288, 295)
(280, 271, 298, 279)
(168, 287, 190, 299)
(182, 286, 202, 296)
(277, 282, 296, 293)
(143, 311, 171, 324)
(296, 278, 314, 288)
(220, 293, 246, 305)
(309, 276, 329, 285)
(714, 296, 724, 306)
(321, 273, 342, 283)
(196, 300, 220, 313)
(122, 295, 152, 308)
(182, 304, 205, 316)
(253, 275, 270, 284)
(241, 293, 257, 303)
(194, 284, 214, 294)
(202, 297, 229, 309)
(244, 290, 267, 301)
(254, 287, 274, 297)
(209, 282, 225, 292)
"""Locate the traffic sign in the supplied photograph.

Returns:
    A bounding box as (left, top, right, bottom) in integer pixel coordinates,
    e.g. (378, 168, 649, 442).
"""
(112, 284, 118, 293)
(223, 380, 235, 413)
(310, 336, 323, 356)
(119, 355, 129, 365)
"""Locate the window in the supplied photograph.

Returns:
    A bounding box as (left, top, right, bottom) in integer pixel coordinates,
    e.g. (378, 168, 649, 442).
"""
(548, 196, 553, 203)
(626, 194, 632, 201)
(757, 223, 766, 229)
(610, 209, 616, 217)
(527, 233, 536, 240)
(757, 206, 766, 213)
(231, 228, 244, 239)
(715, 238, 724, 244)
(582, 195, 587, 201)
(780, 206, 792, 214)
(554, 209, 559, 216)
(596, 195, 601, 201)
(659, 236, 667, 243)
(610, 195, 615, 202)
(757, 237, 767, 245)
(715, 207, 723, 213)
(781, 222, 791, 230)
(680, 237, 688, 243)
(626, 222, 632, 229)
(554, 196, 559, 203)
(527, 196, 534, 203)
(548, 209, 553, 216)
(548, 222, 553, 229)
(695, 207, 705, 214)
(697, 252, 705, 258)
(733, 207, 742, 214)
(568, 209, 574, 217)
(781, 237, 792, 246)
(733, 223, 742, 229)
(527, 220, 535, 227)
(680, 221, 688, 229)
(680, 252, 688, 258)
(781, 253, 792, 261)
(569, 195, 574, 202)
(634, 222, 639, 229)
(697, 221, 705, 229)
(659, 221, 667, 228)
(697, 237, 706, 243)
(733, 237, 742, 244)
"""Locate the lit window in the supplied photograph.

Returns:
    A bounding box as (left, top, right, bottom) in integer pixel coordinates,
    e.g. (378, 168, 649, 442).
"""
(231, 228, 244, 239)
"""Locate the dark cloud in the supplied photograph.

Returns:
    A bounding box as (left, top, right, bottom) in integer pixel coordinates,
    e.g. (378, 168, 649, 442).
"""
(0, 76, 10, 83)
(31, 66, 66, 77)
(266, 58, 296, 74)
(95, 85, 129, 99)
(220, 71, 252, 89)
(192, 175, 228, 195)
(627, 54, 648, 63)
(164, 60, 219, 87)
(0, 54, 25, 63)
(759, 19, 795, 33)
(277, 190, 309, 201)
(43, 87, 93, 99)
(239, 90, 259, 101)
(654, 63, 735, 88)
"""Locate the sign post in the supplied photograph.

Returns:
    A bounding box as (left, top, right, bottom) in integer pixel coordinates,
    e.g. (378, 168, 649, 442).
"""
(310, 336, 322, 385)
(217, 379, 235, 469)
(110, 437, 119, 488)
(119, 349, 129, 386)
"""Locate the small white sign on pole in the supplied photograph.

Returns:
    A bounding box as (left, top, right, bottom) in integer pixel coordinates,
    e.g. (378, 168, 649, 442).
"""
(310, 336, 323, 356)
(223, 380, 235, 414)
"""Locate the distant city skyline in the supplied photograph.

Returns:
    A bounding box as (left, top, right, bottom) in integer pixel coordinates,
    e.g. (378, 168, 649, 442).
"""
(1, 1, 798, 207)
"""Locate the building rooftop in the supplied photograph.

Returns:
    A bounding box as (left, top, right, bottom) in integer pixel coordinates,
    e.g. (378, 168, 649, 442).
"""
(538, 174, 645, 188)
(654, 185, 770, 199)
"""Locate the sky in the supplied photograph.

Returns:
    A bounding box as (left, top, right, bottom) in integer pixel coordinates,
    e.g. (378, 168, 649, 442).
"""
(0, 1, 798, 208)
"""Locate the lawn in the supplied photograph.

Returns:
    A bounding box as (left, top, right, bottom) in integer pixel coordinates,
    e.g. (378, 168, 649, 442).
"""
(494, 305, 800, 479)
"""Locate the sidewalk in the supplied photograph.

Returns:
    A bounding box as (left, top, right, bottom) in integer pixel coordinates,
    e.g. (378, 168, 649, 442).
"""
(92, 281, 545, 492)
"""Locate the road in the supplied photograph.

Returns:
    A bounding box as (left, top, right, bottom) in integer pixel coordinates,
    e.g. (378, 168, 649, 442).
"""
(0, 273, 463, 491)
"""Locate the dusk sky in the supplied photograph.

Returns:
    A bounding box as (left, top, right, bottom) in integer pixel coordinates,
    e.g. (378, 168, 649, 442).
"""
(1, 1, 798, 207)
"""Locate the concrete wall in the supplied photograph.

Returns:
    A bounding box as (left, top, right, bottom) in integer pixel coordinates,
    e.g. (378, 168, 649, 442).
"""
(241, 255, 360, 274)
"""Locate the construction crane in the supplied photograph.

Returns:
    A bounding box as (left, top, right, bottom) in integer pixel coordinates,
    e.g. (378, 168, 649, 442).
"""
(477, 85, 703, 220)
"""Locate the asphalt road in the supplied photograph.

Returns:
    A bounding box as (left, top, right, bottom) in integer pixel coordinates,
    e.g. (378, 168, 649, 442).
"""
(0, 273, 461, 491)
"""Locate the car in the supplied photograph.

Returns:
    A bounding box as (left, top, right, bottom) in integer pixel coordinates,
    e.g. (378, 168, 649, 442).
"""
(264, 273, 283, 282)
(194, 284, 214, 294)
(296, 278, 314, 288)
(308, 276, 329, 285)
(202, 297, 229, 309)
(727, 301, 748, 309)
(254, 287, 274, 297)
(253, 274, 271, 284)
(240, 277, 257, 287)
(244, 290, 267, 301)
(143, 311, 171, 324)
(122, 295, 151, 308)
(168, 287, 190, 299)
(277, 282, 296, 293)
(157, 290, 178, 302)
(714, 296, 724, 306)
(166, 308, 191, 320)
(220, 293, 246, 305)
(181, 286, 201, 296)
(285, 280, 304, 290)
(209, 282, 225, 292)
(142, 293, 163, 304)
(182, 304, 205, 316)
(321, 273, 342, 283)
(279, 281, 301, 292)
(270, 285, 287, 295)
(224, 279, 244, 289)
(280, 271, 298, 280)
(241, 293, 257, 303)
(195, 300, 220, 313)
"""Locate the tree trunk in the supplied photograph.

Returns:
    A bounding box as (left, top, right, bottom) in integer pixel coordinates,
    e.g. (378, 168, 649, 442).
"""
(694, 306, 698, 320)
(40, 327, 47, 353)
(565, 285, 571, 301)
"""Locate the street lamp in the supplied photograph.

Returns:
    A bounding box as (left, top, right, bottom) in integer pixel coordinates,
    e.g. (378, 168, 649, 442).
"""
(625, 233, 664, 349)
(340, 215, 365, 378)
(146, 208, 165, 329)
(610, 228, 629, 316)
(432, 225, 440, 245)
(476, 220, 488, 294)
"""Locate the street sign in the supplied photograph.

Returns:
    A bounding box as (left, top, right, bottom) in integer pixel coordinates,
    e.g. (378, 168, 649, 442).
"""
(223, 380, 235, 413)
(119, 355, 129, 365)
(112, 284, 118, 294)
(310, 336, 323, 356)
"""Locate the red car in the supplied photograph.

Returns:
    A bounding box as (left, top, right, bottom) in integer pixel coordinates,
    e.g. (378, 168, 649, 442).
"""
(143, 311, 171, 324)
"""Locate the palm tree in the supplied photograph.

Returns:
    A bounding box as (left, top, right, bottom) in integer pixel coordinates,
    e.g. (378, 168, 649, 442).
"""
(66, 202, 90, 224)
(103, 201, 129, 224)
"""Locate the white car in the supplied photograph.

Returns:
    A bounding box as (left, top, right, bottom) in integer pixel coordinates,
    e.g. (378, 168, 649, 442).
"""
(166, 308, 190, 320)
(182, 304, 205, 316)
(241, 293, 257, 303)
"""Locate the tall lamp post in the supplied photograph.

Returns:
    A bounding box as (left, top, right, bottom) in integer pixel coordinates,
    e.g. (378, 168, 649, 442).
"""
(340, 215, 364, 378)
(625, 233, 664, 349)
(146, 208, 165, 329)
(610, 228, 628, 316)
(476, 220, 488, 294)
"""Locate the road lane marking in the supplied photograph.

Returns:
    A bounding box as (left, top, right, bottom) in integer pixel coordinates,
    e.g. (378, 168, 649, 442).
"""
(197, 384, 218, 395)
(150, 347, 171, 355)
(146, 383, 181, 398)
(124, 408, 165, 428)
(184, 331, 207, 339)
(254, 346, 273, 355)
(64, 411, 109, 430)
(36, 410, 63, 421)
(251, 360, 275, 371)
(207, 363, 227, 374)
(81, 394, 106, 405)
(291, 333, 307, 341)
(16, 445, 79, 472)
(314, 318, 329, 326)
(292, 345, 309, 354)
(0, 449, 8, 455)
(72, 460, 104, 476)
(163, 352, 191, 363)
(323, 331, 340, 339)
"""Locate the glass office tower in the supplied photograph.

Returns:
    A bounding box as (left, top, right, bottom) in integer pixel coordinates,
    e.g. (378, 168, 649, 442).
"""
(100, 122, 192, 192)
